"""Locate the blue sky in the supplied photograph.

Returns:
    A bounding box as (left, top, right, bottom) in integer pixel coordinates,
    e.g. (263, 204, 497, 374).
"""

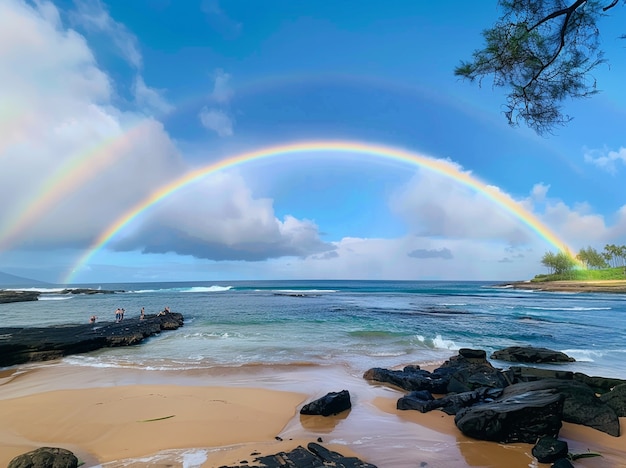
(0, 0, 625, 284)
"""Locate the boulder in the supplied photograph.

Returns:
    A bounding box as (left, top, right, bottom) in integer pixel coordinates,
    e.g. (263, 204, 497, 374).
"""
(8, 447, 78, 468)
(510, 366, 574, 382)
(600, 383, 626, 417)
(397, 390, 437, 412)
(454, 388, 564, 443)
(573, 373, 626, 394)
(300, 390, 351, 416)
(363, 366, 449, 393)
(437, 350, 513, 393)
(398, 387, 504, 415)
(491, 346, 575, 363)
(501, 379, 620, 437)
(240, 442, 377, 468)
(532, 436, 569, 463)
(365, 349, 512, 394)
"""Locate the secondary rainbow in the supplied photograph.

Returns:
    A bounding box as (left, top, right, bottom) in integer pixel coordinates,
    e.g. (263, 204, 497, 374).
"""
(0, 120, 154, 250)
(63, 140, 576, 284)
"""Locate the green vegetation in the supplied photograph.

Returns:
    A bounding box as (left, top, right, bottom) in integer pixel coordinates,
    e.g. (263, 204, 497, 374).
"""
(456, 0, 625, 134)
(534, 244, 626, 282)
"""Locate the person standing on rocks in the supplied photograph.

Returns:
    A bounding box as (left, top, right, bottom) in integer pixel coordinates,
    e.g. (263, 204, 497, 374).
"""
(140, 307, 145, 320)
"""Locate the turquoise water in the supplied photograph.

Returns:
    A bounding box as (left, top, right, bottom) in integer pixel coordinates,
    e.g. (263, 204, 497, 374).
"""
(3, 280, 626, 379)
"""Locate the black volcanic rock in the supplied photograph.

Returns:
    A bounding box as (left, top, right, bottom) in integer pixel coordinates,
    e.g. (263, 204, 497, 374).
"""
(363, 365, 450, 393)
(600, 383, 626, 416)
(491, 346, 575, 363)
(8, 447, 78, 468)
(532, 436, 569, 463)
(300, 390, 352, 416)
(58, 288, 123, 295)
(454, 387, 564, 443)
(0, 313, 184, 367)
(220, 442, 377, 468)
(501, 378, 620, 436)
(0, 290, 40, 303)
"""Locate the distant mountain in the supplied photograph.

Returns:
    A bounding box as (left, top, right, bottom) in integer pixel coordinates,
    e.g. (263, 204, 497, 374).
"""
(0, 271, 50, 287)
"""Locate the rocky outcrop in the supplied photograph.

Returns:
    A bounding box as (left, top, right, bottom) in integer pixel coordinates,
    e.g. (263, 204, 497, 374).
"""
(364, 348, 512, 395)
(491, 346, 575, 363)
(600, 383, 626, 416)
(57, 288, 123, 295)
(0, 290, 40, 303)
(363, 365, 450, 393)
(0, 313, 184, 367)
(8, 447, 78, 468)
(221, 442, 377, 468)
(502, 379, 620, 436)
(454, 387, 564, 443)
(397, 387, 503, 415)
(367, 347, 623, 443)
(0, 288, 124, 304)
(300, 390, 352, 416)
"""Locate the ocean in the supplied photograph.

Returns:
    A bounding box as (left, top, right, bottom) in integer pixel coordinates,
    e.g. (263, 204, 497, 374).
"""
(3, 280, 626, 379)
(3, 279, 626, 467)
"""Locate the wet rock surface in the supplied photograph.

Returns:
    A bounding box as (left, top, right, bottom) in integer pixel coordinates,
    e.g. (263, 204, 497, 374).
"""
(300, 390, 352, 416)
(0, 290, 40, 303)
(491, 346, 575, 363)
(0, 313, 184, 367)
(220, 442, 377, 468)
(366, 347, 623, 442)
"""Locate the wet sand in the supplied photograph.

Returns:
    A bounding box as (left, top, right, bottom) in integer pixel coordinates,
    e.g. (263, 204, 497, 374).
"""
(1, 363, 625, 467)
(504, 279, 626, 293)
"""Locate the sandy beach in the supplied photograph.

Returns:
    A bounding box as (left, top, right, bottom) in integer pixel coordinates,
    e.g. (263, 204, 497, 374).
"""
(1, 363, 625, 467)
(505, 279, 626, 294)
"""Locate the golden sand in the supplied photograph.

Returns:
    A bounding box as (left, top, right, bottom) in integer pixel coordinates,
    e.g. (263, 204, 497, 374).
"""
(1, 364, 625, 467)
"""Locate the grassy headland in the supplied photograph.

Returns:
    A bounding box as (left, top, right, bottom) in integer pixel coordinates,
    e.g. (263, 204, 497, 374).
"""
(503, 267, 626, 293)
(531, 266, 626, 283)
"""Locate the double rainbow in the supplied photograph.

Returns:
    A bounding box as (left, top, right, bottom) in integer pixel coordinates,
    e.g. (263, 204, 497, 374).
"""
(62, 140, 575, 284)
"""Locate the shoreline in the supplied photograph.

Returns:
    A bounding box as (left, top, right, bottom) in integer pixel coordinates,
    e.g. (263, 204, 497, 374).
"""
(500, 279, 626, 293)
(1, 362, 626, 467)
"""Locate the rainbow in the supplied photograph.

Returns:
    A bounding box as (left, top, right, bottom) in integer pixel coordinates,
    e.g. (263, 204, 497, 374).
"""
(62, 140, 576, 284)
(0, 120, 154, 250)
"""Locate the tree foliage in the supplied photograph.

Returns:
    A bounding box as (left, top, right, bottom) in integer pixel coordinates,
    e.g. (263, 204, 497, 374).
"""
(543, 245, 625, 275)
(576, 245, 608, 269)
(542, 250, 576, 274)
(456, 0, 624, 134)
(603, 243, 626, 267)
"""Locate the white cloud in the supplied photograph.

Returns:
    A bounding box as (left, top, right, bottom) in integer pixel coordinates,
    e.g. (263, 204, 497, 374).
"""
(210, 68, 234, 104)
(198, 69, 236, 136)
(584, 146, 626, 174)
(277, 236, 542, 280)
(110, 172, 333, 260)
(133, 75, 174, 115)
(408, 248, 453, 259)
(530, 183, 550, 202)
(389, 164, 531, 245)
(0, 0, 325, 267)
(199, 107, 235, 137)
(70, 0, 142, 69)
(200, 0, 242, 38)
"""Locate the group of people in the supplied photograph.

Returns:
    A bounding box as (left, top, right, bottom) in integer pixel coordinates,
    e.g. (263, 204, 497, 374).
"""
(114, 308, 126, 322)
(89, 306, 171, 324)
